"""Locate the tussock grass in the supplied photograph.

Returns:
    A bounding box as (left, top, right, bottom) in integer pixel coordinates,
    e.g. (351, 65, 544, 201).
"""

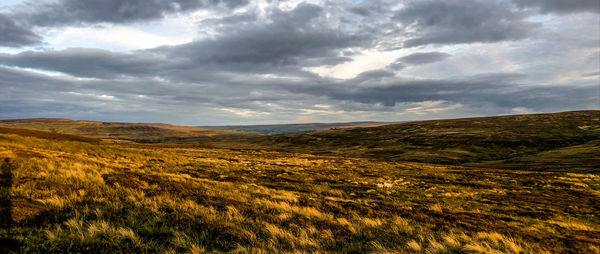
(0, 128, 598, 253)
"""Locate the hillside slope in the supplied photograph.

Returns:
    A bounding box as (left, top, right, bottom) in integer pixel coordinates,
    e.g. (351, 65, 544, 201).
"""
(467, 140, 600, 172)
(0, 118, 257, 142)
(200, 121, 399, 135)
(0, 127, 598, 253)
(2, 111, 598, 171)
(208, 111, 600, 168)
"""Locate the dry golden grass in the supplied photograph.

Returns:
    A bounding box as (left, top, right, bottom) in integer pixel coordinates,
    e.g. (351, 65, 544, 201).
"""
(0, 129, 598, 253)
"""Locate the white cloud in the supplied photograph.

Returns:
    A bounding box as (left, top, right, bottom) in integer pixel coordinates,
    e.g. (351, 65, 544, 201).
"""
(220, 107, 270, 117)
(308, 49, 403, 79)
(511, 107, 537, 114)
(43, 20, 194, 51)
(405, 101, 463, 115)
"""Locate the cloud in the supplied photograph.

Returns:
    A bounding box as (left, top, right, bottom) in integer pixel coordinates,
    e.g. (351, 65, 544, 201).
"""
(512, 0, 600, 14)
(0, 3, 369, 81)
(389, 52, 451, 69)
(161, 3, 368, 72)
(1, 58, 597, 125)
(17, 0, 248, 27)
(0, 0, 597, 124)
(1, 0, 248, 48)
(394, 0, 538, 47)
(353, 69, 397, 82)
(0, 48, 163, 79)
(396, 52, 451, 65)
(347, 0, 393, 17)
(0, 13, 40, 47)
(582, 71, 600, 77)
(284, 72, 598, 112)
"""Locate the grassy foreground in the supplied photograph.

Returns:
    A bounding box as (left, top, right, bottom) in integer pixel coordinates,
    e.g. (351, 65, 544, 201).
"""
(0, 127, 599, 253)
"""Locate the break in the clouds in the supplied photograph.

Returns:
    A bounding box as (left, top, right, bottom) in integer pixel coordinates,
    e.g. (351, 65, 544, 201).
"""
(0, 0, 598, 125)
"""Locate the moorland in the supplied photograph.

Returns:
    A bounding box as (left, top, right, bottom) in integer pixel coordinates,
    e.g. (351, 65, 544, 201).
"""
(0, 110, 599, 253)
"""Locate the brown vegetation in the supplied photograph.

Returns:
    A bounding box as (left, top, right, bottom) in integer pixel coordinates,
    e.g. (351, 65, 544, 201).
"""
(0, 125, 598, 253)
(0, 118, 258, 142)
(205, 110, 600, 172)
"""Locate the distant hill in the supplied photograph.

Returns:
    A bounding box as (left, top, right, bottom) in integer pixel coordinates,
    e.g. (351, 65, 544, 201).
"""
(208, 111, 600, 171)
(0, 126, 100, 144)
(0, 118, 258, 142)
(2, 111, 598, 172)
(200, 121, 399, 135)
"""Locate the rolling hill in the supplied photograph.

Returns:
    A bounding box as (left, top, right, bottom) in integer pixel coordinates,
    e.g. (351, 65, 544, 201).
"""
(0, 111, 598, 172)
(1, 123, 598, 253)
(205, 111, 600, 171)
(200, 121, 399, 135)
(0, 118, 258, 142)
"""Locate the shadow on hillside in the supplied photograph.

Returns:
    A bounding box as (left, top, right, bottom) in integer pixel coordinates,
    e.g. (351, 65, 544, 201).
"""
(0, 158, 20, 252)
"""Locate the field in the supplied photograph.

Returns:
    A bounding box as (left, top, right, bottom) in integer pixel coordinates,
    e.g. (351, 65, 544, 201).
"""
(0, 111, 599, 253)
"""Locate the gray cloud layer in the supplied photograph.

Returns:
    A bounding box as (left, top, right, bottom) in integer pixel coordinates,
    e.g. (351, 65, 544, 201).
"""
(513, 0, 600, 14)
(0, 48, 163, 78)
(388, 52, 451, 69)
(1, 3, 368, 79)
(0, 0, 248, 47)
(0, 13, 41, 47)
(395, 52, 451, 65)
(0, 0, 598, 124)
(17, 0, 248, 26)
(395, 0, 538, 47)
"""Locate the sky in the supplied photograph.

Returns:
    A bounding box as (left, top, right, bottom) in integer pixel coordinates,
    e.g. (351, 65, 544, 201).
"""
(0, 0, 598, 125)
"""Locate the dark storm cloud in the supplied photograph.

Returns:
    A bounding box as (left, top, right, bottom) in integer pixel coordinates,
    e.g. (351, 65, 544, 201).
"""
(512, 0, 600, 14)
(0, 13, 40, 47)
(17, 0, 248, 26)
(394, 0, 538, 47)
